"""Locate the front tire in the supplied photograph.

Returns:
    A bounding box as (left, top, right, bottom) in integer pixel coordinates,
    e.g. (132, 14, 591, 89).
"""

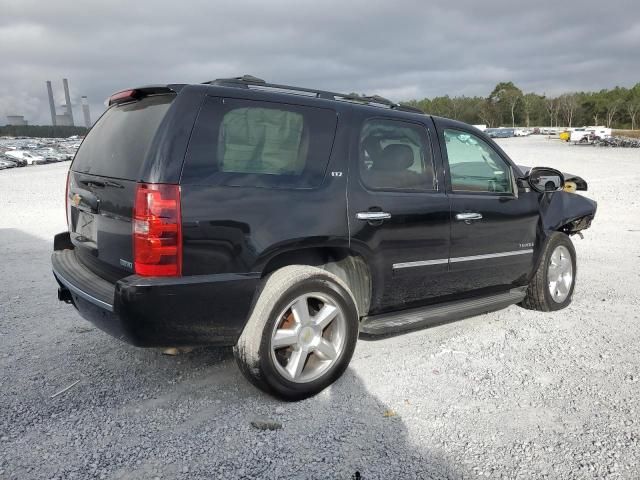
(520, 232, 577, 311)
(234, 265, 359, 401)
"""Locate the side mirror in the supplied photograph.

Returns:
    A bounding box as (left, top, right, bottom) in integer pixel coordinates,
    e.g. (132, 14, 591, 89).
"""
(525, 167, 565, 193)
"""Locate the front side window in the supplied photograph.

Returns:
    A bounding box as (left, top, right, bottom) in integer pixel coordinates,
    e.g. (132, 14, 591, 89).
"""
(182, 97, 337, 188)
(359, 119, 435, 191)
(443, 128, 513, 193)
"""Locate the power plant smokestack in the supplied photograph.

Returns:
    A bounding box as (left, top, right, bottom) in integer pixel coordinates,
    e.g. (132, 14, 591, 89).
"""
(46, 81, 57, 126)
(81, 96, 91, 128)
(62, 78, 74, 126)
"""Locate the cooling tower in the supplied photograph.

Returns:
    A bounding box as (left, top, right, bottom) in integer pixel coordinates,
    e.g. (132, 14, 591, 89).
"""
(62, 78, 74, 126)
(81, 96, 91, 128)
(46, 81, 57, 126)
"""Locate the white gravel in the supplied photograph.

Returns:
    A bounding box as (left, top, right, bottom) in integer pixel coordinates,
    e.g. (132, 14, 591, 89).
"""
(0, 136, 639, 479)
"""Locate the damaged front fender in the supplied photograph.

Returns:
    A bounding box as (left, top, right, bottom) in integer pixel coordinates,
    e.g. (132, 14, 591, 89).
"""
(526, 191, 597, 282)
(540, 191, 597, 235)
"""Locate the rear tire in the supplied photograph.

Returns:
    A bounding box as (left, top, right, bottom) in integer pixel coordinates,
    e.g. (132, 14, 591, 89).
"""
(234, 265, 359, 401)
(519, 232, 576, 311)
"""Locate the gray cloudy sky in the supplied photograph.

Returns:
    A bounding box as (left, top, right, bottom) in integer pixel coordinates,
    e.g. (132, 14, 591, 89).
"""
(1, 0, 639, 125)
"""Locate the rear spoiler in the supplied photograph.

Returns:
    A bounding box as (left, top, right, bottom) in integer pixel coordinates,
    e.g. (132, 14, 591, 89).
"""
(106, 84, 185, 106)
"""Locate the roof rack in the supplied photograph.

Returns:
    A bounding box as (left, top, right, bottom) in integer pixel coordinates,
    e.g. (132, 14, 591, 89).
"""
(203, 75, 424, 114)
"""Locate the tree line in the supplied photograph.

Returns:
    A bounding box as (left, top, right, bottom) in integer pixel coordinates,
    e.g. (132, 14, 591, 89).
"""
(404, 82, 640, 129)
(0, 125, 89, 138)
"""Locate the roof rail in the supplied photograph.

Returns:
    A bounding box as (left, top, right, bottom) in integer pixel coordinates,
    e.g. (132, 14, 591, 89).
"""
(204, 75, 338, 100)
(394, 104, 425, 114)
(203, 75, 424, 114)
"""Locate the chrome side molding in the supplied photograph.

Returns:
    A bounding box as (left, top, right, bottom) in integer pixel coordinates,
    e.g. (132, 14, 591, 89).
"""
(392, 249, 534, 270)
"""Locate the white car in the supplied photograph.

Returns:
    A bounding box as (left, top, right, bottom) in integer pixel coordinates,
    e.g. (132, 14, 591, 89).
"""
(570, 126, 612, 144)
(4, 150, 46, 165)
(570, 129, 588, 143)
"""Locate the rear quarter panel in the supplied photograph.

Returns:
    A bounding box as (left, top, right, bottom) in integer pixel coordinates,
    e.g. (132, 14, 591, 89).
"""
(180, 181, 350, 275)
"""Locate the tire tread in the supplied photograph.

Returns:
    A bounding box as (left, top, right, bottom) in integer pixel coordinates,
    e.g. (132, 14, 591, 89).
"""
(520, 232, 575, 312)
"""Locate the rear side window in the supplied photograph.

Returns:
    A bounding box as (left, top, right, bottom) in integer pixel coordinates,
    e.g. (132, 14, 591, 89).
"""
(220, 108, 305, 175)
(72, 95, 174, 179)
(359, 118, 436, 191)
(182, 97, 337, 188)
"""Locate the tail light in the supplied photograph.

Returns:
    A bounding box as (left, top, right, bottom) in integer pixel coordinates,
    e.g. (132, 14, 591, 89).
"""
(133, 183, 182, 276)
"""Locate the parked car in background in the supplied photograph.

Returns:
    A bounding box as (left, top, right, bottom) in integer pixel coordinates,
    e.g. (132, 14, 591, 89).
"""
(570, 126, 612, 144)
(4, 150, 46, 165)
(42, 151, 70, 163)
(486, 128, 514, 138)
(570, 128, 590, 143)
(0, 158, 17, 169)
(0, 153, 26, 167)
(0, 137, 79, 168)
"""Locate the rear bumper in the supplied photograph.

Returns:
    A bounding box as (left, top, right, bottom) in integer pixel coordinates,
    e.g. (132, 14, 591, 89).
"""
(52, 232, 260, 347)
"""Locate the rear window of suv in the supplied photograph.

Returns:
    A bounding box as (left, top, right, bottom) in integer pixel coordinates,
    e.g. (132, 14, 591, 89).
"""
(182, 97, 337, 188)
(72, 95, 174, 179)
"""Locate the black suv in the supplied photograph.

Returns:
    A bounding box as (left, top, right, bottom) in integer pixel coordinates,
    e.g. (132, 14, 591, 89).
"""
(52, 76, 597, 400)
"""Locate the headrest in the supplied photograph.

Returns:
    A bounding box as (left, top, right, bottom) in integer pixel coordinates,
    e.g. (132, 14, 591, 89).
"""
(373, 144, 414, 171)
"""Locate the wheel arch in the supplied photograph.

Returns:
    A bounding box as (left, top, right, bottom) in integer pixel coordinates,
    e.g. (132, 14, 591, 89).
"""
(531, 225, 579, 286)
(258, 246, 372, 317)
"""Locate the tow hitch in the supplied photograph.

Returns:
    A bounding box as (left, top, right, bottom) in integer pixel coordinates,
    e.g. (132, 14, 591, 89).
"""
(58, 287, 73, 304)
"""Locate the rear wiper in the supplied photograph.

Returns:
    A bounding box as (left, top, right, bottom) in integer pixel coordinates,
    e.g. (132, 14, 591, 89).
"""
(103, 180, 124, 188)
(80, 179, 124, 189)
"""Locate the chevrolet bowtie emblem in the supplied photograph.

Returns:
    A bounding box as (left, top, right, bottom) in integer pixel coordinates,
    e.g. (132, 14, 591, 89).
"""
(72, 193, 82, 207)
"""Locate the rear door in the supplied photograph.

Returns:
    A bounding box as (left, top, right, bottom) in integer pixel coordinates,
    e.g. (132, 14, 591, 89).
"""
(436, 120, 539, 294)
(68, 94, 176, 281)
(179, 95, 344, 276)
(347, 114, 451, 314)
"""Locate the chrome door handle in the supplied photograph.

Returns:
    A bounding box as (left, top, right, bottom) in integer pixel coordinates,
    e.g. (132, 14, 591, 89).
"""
(455, 212, 483, 221)
(356, 211, 392, 221)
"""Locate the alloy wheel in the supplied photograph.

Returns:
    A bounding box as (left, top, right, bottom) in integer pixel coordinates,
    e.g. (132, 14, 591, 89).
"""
(270, 292, 347, 383)
(548, 245, 573, 303)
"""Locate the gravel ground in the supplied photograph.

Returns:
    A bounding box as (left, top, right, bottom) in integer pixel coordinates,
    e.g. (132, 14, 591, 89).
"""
(1, 136, 639, 479)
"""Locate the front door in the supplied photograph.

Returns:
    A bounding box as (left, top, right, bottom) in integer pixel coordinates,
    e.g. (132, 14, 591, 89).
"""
(348, 115, 451, 314)
(437, 122, 540, 295)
